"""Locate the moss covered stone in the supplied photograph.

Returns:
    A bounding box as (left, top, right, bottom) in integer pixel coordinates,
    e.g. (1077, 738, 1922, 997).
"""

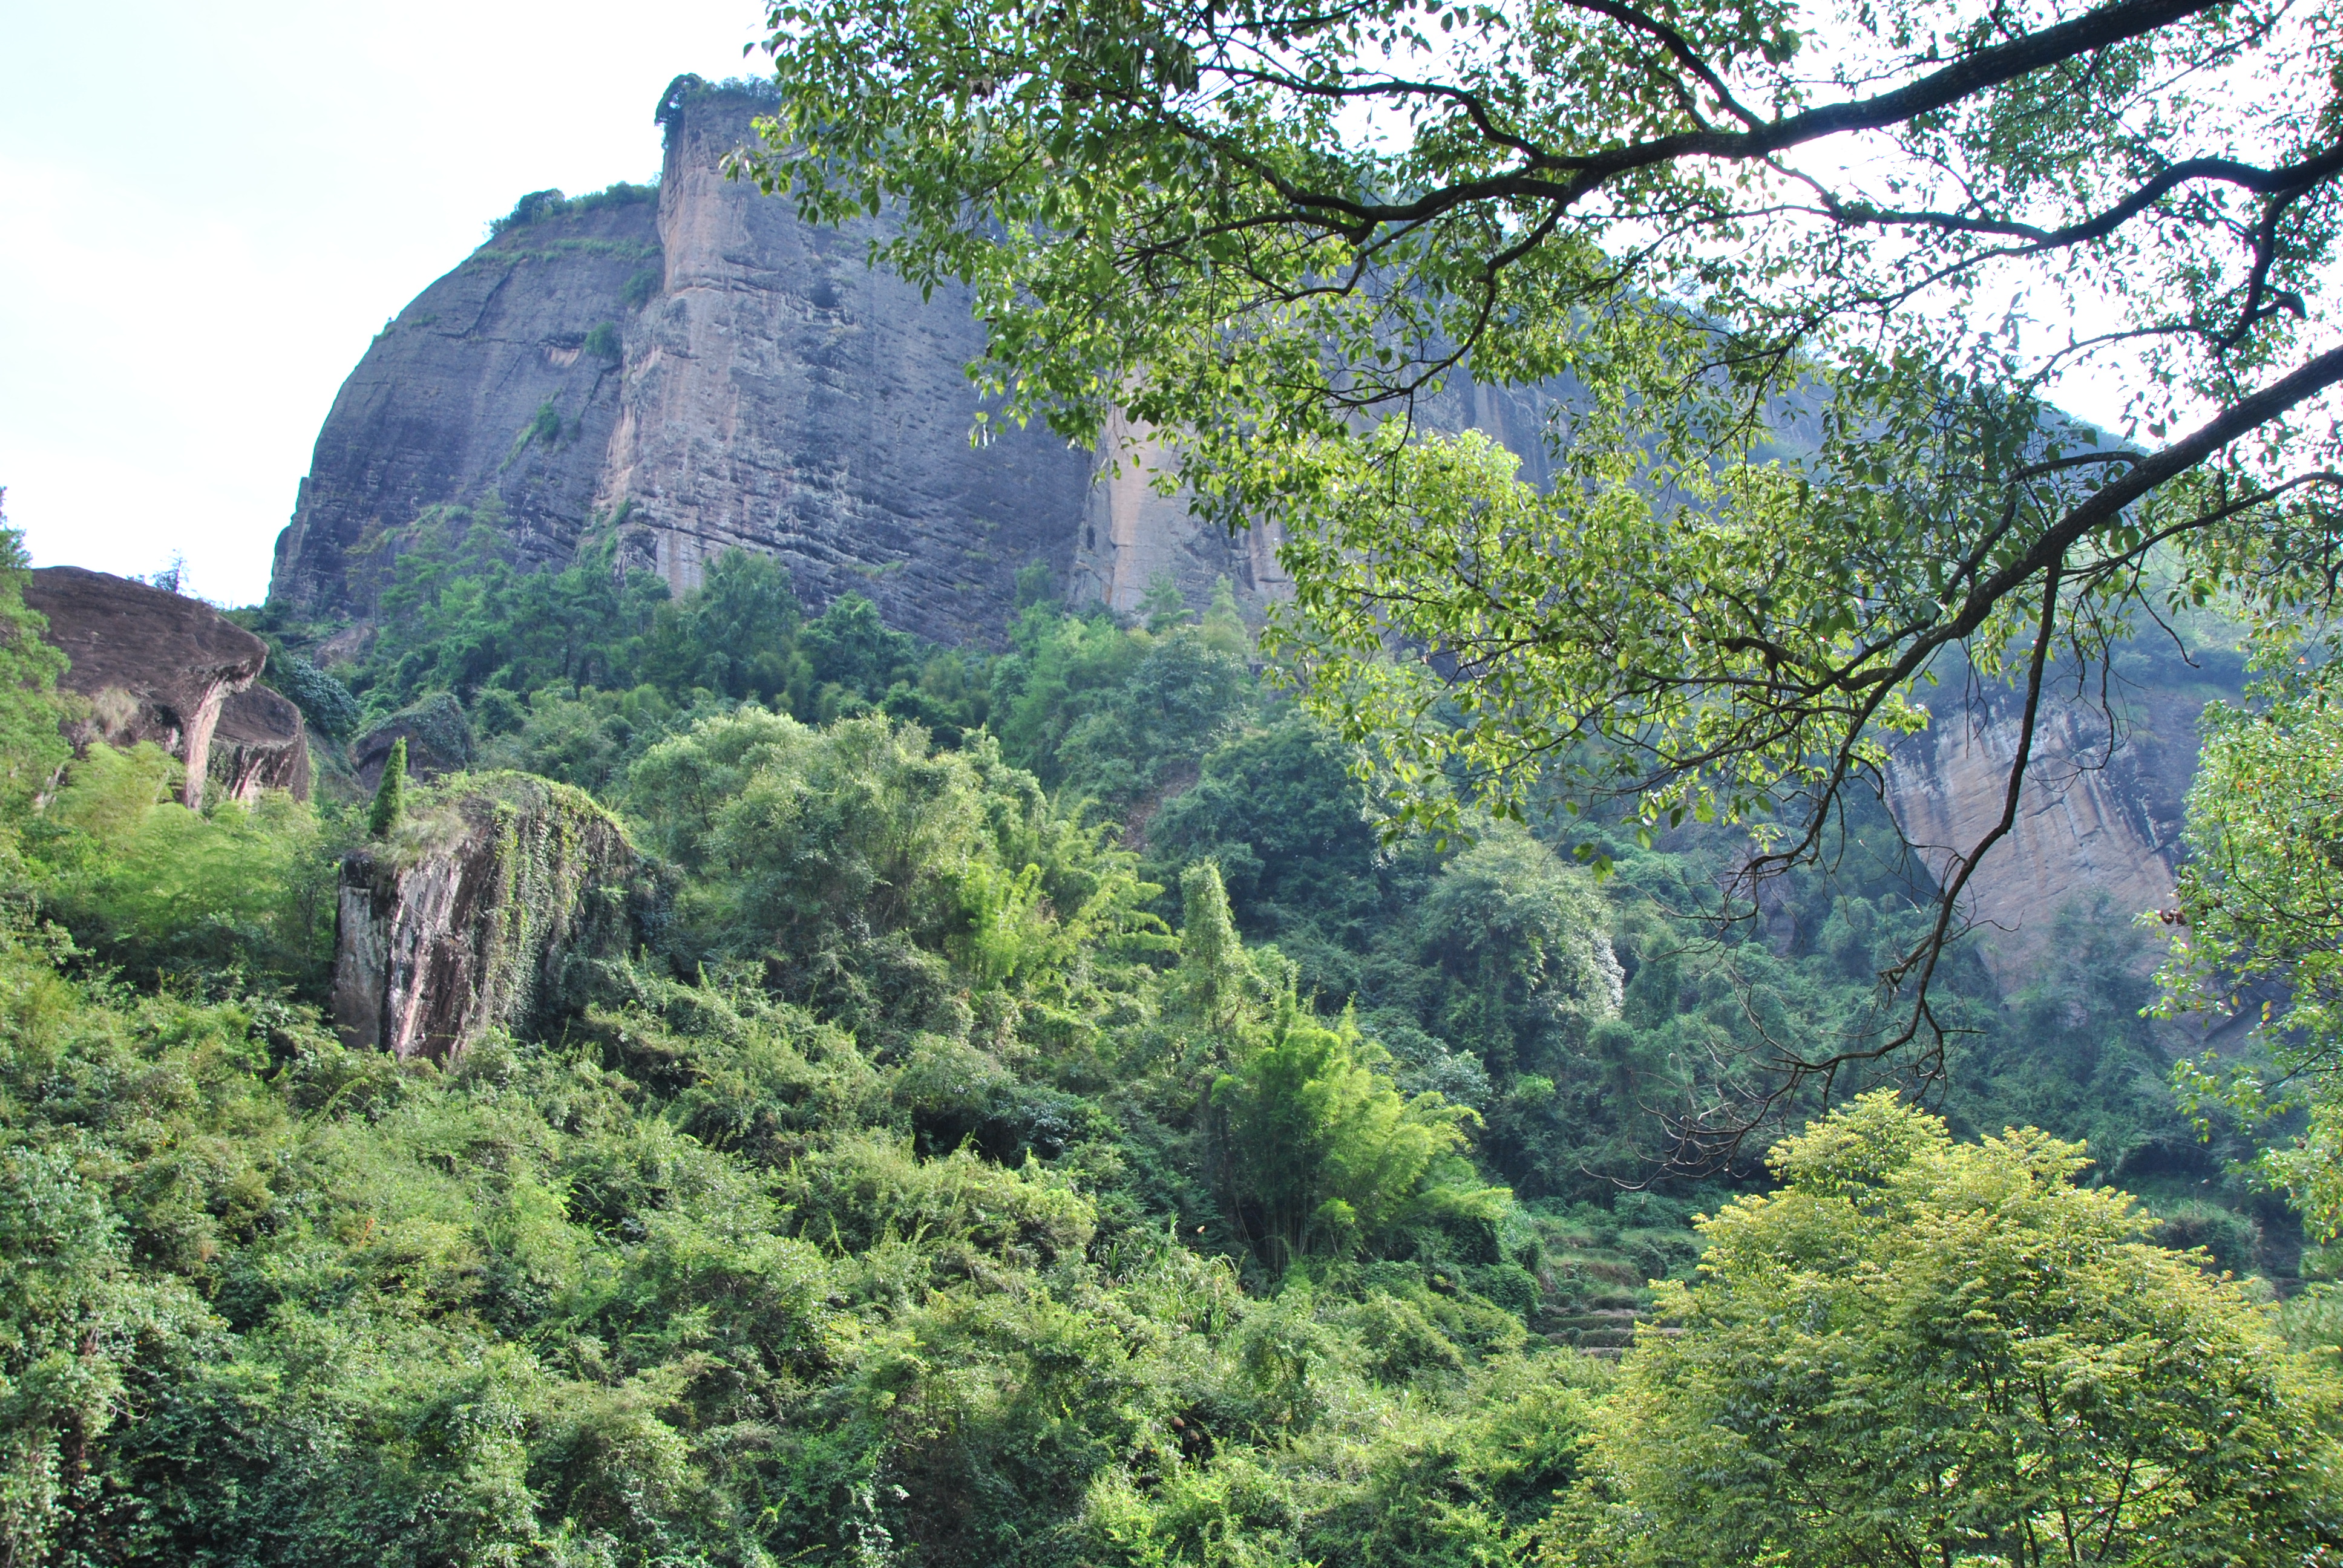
(332, 770, 662, 1060)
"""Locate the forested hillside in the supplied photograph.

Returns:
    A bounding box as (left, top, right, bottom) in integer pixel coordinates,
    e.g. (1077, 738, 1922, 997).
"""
(3, 508, 2335, 1563)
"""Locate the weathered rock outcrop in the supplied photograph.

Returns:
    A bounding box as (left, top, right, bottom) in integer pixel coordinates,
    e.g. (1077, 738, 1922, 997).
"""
(212, 682, 312, 802)
(25, 566, 310, 806)
(1882, 648, 2241, 984)
(268, 79, 1311, 641)
(332, 773, 654, 1060)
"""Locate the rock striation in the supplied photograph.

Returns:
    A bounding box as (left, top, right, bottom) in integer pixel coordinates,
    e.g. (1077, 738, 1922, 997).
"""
(332, 772, 657, 1061)
(268, 79, 1302, 642)
(1881, 649, 2240, 984)
(25, 566, 309, 806)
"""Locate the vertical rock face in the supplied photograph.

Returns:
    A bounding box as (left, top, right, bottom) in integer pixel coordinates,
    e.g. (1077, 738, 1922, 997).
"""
(271, 80, 1105, 644)
(266, 76, 1595, 639)
(599, 83, 1098, 644)
(1068, 415, 1293, 614)
(270, 192, 662, 615)
(332, 773, 653, 1061)
(24, 566, 310, 806)
(1881, 653, 2238, 984)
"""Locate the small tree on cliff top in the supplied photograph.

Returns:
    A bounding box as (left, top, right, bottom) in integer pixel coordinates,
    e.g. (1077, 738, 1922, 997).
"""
(369, 737, 406, 840)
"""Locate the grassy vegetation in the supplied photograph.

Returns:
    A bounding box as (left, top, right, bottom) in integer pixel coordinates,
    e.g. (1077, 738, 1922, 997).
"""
(3, 523, 2330, 1563)
(488, 181, 658, 239)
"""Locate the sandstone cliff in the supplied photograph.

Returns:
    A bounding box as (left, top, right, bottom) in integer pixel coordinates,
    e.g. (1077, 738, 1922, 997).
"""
(1881, 645, 2241, 983)
(25, 566, 310, 806)
(332, 772, 656, 1061)
(270, 79, 1322, 641)
(269, 189, 663, 612)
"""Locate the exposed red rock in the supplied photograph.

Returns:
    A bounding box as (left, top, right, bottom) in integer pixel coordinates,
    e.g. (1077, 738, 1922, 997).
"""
(332, 773, 653, 1060)
(24, 566, 310, 807)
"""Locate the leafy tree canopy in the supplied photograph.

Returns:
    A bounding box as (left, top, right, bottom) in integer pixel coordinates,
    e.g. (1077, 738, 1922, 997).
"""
(2158, 641, 2343, 1244)
(741, 0, 2343, 1055)
(1556, 1092, 2343, 1566)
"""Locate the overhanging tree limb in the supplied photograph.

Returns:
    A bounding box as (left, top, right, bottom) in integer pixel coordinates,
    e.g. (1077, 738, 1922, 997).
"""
(748, 0, 2343, 1144)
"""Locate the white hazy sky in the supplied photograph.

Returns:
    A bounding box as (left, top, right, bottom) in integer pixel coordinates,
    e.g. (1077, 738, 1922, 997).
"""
(0, 1, 772, 606)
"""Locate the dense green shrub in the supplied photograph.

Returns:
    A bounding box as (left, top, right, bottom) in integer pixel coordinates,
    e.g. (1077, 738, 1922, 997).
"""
(367, 737, 405, 838)
(519, 400, 562, 449)
(260, 650, 362, 739)
(0, 781, 1591, 1565)
(6, 515, 2331, 1561)
(0, 521, 68, 851)
(1551, 1095, 2343, 1568)
(488, 180, 658, 238)
(22, 741, 339, 993)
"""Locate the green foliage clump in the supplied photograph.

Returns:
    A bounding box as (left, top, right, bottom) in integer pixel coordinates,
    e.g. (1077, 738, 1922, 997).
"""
(1214, 1004, 1493, 1269)
(2159, 664, 2343, 1240)
(642, 547, 809, 705)
(627, 708, 1165, 1055)
(518, 400, 562, 451)
(0, 518, 68, 854)
(21, 742, 338, 993)
(367, 736, 405, 838)
(317, 519, 972, 765)
(581, 321, 621, 362)
(259, 649, 361, 739)
(477, 682, 677, 797)
(989, 581, 1256, 815)
(488, 180, 657, 238)
(1550, 1093, 2343, 1567)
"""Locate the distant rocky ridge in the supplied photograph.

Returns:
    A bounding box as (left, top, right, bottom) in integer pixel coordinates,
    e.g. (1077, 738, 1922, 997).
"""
(27, 566, 309, 807)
